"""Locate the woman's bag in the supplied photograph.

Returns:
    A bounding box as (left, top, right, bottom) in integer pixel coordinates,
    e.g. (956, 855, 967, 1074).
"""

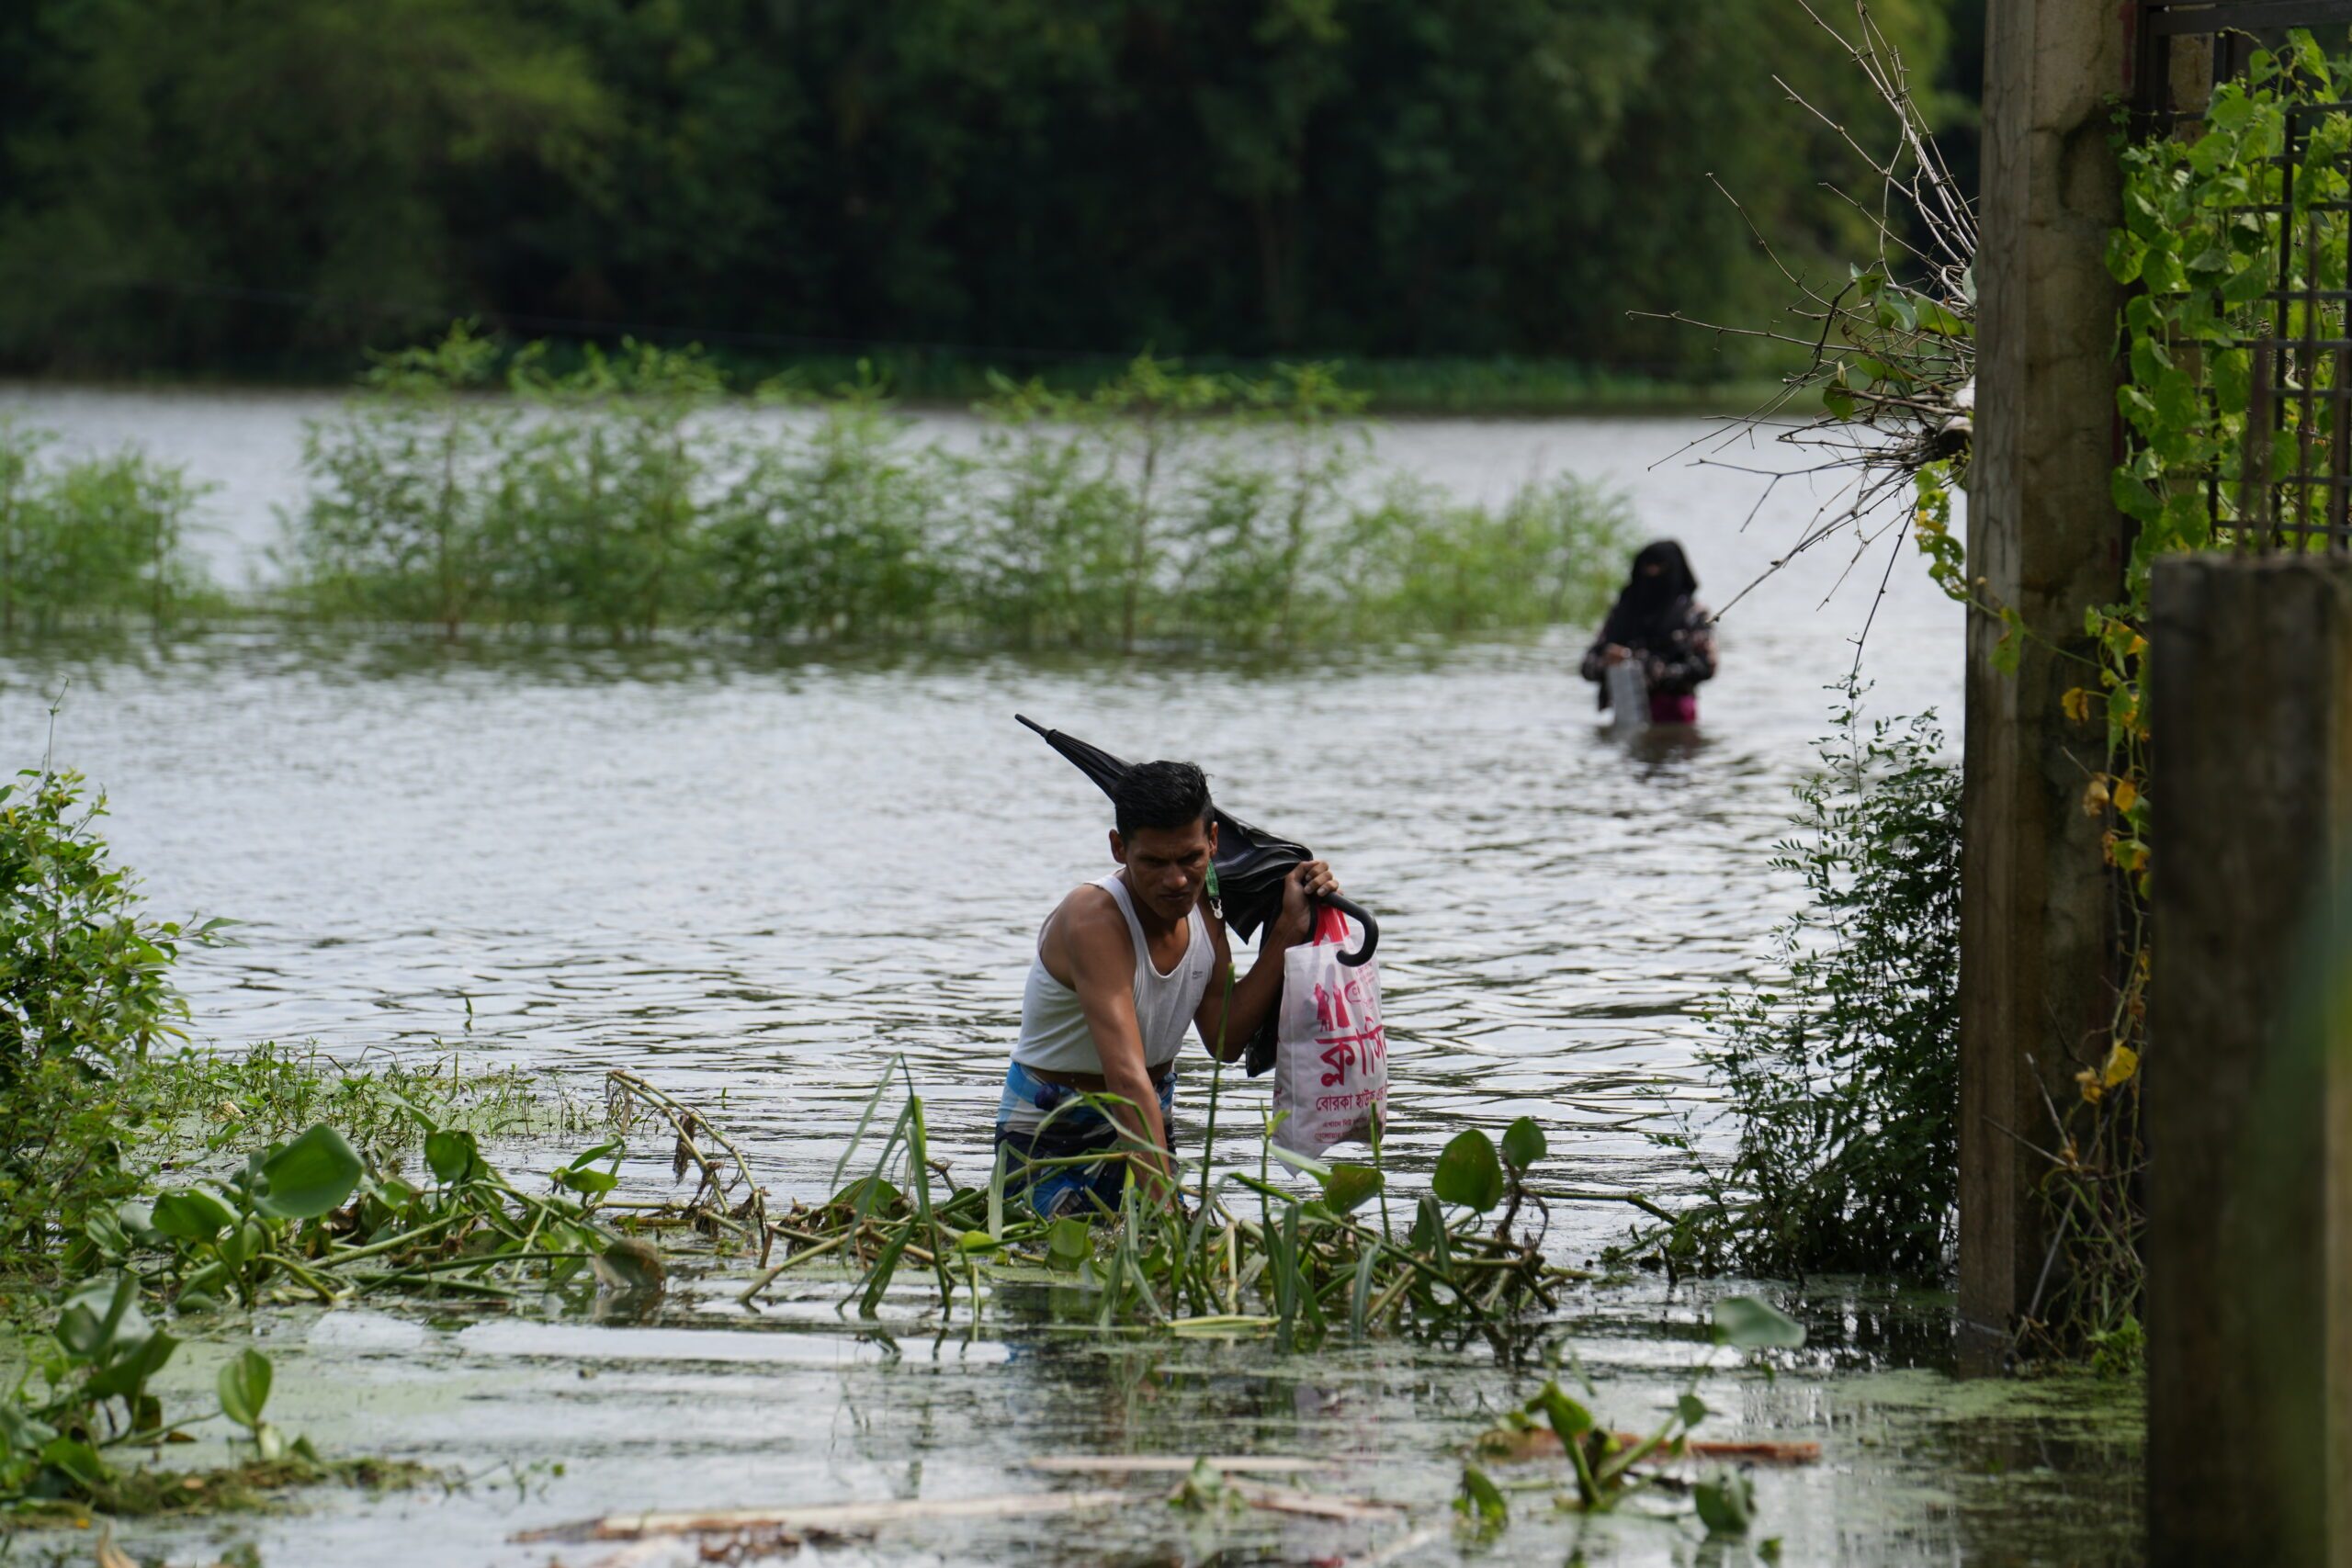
(1606, 658, 1649, 734)
(1272, 906, 1389, 1158)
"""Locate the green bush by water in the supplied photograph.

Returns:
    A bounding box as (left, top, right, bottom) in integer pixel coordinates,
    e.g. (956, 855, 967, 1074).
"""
(1638, 686, 1962, 1281)
(285, 332, 1638, 648)
(0, 422, 214, 631)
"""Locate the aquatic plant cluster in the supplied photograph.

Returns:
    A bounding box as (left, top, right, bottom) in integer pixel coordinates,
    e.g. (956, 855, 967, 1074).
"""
(3, 1271, 428, 1520)
(0, 329, 1636, 649)
(748, 1064, 1580, 1347)
(6, 1093, 657, 1517)
(283, 329, 1635, 648)
(0, 765, 654, 1517)
(0, 423, 212, 633)
(1641, 688, 1961, 1280)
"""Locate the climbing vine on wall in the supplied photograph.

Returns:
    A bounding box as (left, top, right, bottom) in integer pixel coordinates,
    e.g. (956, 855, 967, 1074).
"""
(1899, 38, 2352, 1363)
(1683, 13, 2345, 1364)
(2009, 37, 2352, 1362)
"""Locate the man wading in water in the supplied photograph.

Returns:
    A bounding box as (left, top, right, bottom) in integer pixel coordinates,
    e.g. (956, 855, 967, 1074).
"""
(997, 761, 1340, 1218)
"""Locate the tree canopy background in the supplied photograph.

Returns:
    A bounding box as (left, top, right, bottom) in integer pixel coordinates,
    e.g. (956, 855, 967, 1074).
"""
(0, 0, 1980, 380)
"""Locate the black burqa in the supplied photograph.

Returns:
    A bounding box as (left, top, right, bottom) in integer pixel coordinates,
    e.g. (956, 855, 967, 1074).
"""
(1592, 539, 1699, 710)
(1016, 715, 1377, 1075)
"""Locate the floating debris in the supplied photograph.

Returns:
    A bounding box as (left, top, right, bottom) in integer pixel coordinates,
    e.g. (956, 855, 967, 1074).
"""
(517, 1489, 1136, 1543)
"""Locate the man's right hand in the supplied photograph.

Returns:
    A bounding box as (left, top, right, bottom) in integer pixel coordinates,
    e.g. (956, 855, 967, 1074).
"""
(1271, 859, 1341, 949)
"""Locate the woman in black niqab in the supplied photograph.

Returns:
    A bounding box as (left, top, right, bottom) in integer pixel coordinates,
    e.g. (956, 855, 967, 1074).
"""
(1580, 540, 1716, 722)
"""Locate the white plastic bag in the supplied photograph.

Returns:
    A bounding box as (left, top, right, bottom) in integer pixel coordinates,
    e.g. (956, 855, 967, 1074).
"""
(1606, 658, 1649, 735)
(1272, 906, 1389, 1158)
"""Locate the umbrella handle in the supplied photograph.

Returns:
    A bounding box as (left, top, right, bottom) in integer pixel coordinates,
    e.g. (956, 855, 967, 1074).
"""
(1319, 894, 1379, 967)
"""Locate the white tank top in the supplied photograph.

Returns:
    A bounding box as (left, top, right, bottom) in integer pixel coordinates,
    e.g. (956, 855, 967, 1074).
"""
(1012, 873, 1214, 1075)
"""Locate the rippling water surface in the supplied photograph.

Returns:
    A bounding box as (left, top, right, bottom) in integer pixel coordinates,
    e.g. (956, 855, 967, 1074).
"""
(0, 390, 1961, 1224)
(0, 390, 2143, 1568)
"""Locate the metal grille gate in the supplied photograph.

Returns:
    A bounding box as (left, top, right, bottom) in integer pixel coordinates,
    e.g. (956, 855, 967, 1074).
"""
(2135, 4, 2352, 551)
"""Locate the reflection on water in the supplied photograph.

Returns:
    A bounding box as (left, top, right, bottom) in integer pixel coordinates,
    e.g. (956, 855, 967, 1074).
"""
(111, 1278, 2137, 1567)
(0, 395, 2125, 1568)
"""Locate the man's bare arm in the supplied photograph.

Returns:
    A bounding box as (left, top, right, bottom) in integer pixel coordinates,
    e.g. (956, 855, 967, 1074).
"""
(1056, 894, 1177, 1197)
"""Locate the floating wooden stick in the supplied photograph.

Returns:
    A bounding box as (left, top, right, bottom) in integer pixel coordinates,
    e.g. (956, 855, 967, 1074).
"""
(1024, 1454, 1337, 1475)
(517, 1488, 1134, 1543)
(1216, 1477, 1408, 1522)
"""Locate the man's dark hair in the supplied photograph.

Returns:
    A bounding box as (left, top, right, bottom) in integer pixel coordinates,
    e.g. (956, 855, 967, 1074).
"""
(1113, 761, 1213, 840)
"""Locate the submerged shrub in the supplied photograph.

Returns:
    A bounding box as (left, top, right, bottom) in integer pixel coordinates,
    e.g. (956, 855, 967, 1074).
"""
(0, 764, 202, 1283)
(1341, 473, 1636, 639)
(708, 391, 950, 640)
(289, 322, 514, 635)
(1064, 355, 1228, 651)
(1645, 688, 1962, 1280)
(500, 339, 725, 637)
(0, 768, 192, 1081)
(953, 415, 1133, 649)
(0, 421, 212, 631)
(280, 327, 1642, 650)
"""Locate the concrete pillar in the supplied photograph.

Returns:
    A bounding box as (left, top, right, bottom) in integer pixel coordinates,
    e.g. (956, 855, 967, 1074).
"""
(1959, 0, 2132, 1336)
(2146, 555, 2352, 1567)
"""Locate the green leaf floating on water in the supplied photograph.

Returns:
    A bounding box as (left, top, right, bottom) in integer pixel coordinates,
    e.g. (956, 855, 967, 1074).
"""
(218, 1220, 266, 1270)
(152, 1188, 237, 1242)
(1454, 1463, 1508, 1528)
(1713, 1294, 1806, 1349)
(1500, 1117, 1547, 1172)
(39, 1437, 105, 1490)
(1432, 1129, 1504, 1213)
(833, 1175, 905, 1220)
(253, 1125, 363, 1220)
(1319, 1163, 1383, 1215)
(217, 1348, 272, 1432)
(425, 1128, 481, 1184)
(1695, 1467, 1756, 1536)
(1046, 1215, 1091, 1273)
(57, 1275, 144, 1360)
(84, 1326, 177, 1403)
(0, 1401, 56, 1455)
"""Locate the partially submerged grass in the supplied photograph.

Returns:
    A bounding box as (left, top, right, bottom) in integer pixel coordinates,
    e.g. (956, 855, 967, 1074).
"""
(8, 1452, 439, 1526)
(743, 1060, 1584, 1347)
(138, 1041, 605, 1168)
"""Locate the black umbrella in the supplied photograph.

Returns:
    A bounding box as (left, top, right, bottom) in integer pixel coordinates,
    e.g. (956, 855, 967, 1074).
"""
(1016, 714, 1378, 967)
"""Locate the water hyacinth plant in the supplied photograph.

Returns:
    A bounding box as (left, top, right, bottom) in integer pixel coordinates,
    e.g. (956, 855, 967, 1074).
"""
(745, 1059, 1585, 1346)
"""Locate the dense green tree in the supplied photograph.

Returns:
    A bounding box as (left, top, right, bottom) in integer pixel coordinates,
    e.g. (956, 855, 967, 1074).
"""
(0, 0, 1965, 375)
(0, 0, 611, 370)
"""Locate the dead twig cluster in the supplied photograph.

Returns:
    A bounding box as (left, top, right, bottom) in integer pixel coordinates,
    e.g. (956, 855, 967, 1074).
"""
(605, 1069, 772, 1267)
(1649, 1, 1978, 651)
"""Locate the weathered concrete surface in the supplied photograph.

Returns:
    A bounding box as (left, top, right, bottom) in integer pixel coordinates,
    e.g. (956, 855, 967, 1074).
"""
(2147, 555, 2352, 1567)
(1961, 0, 2131, 1336)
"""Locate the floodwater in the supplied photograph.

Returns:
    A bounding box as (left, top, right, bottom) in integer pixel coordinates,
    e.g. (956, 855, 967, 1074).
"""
(0, 389, 2143, 1566)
